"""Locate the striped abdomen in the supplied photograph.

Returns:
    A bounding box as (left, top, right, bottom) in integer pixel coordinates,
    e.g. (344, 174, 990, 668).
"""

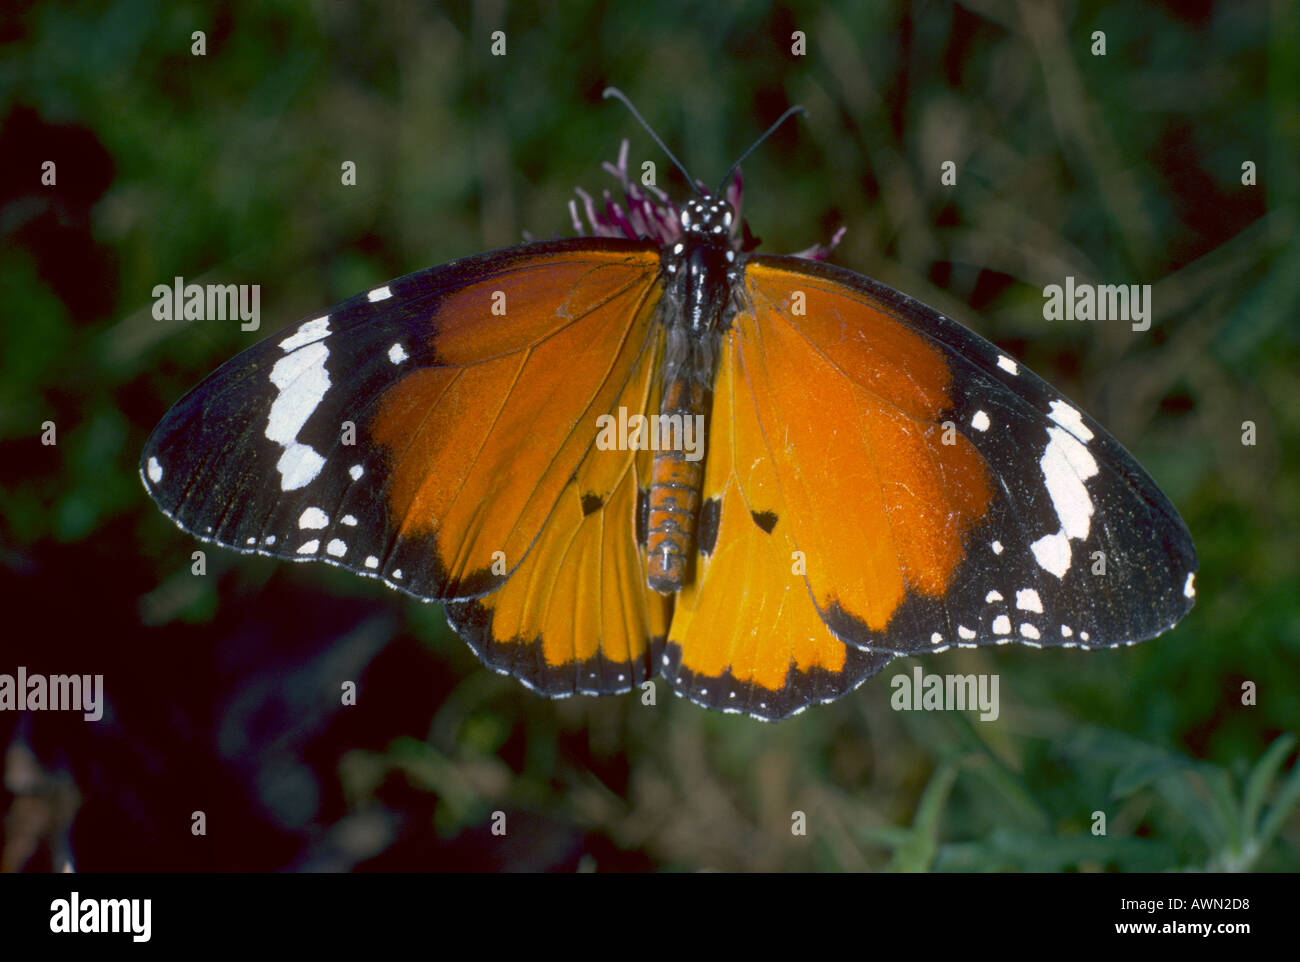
(646, 375, 709, 593)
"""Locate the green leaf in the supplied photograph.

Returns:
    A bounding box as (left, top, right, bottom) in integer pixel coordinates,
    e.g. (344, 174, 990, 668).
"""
(1255, 747, 1300, 859)
(1242, 733, 1297, 836)
(888, 762, 957, 872)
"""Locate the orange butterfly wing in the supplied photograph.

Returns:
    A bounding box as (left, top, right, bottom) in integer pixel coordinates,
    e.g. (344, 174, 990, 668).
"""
(445, 315, 671, 696)
(723, 255, 1194, 662)
(729, 258, 993, 650)
(664, 320, 893, 719)
(143, 237, 675, 697)
(364, 242, 665, 604)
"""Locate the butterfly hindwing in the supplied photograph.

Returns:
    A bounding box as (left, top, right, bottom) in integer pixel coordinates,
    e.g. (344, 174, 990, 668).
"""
(444, 322, 671, 697)
(141, 238, 664, 605)
(737, 255, 1197, 657)
(664, 323, 893, 720)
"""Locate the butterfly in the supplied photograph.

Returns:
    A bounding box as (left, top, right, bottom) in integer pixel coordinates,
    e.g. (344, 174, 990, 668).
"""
(141, 90, 1196, 720)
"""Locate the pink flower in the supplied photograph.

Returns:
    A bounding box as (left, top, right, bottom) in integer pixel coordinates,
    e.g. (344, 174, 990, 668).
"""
(569, 140, 843, 260)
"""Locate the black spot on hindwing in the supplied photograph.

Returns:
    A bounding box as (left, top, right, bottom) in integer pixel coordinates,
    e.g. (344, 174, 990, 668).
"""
(750, 509, 777, 534)
(699, 497, 721, 554)
(636, 488, 649, 547)
(581, 493, 603, 516)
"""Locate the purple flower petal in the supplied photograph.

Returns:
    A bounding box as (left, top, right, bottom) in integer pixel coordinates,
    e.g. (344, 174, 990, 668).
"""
(565, 138, 842, 259)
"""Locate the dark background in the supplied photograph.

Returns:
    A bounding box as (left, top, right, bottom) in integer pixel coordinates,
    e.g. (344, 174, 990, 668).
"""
(1, 0, 1296, 872)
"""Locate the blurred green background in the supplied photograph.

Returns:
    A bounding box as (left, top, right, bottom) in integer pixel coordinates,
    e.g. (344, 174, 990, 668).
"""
(1, 0, 1296, 871)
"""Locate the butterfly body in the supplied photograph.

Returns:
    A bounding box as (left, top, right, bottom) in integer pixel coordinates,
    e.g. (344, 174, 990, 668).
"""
(646, 196, 741, 592)
(142, 147, 1196, 720)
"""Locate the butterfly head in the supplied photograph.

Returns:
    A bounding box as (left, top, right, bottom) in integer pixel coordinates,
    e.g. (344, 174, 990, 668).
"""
(680, 197, 736, 247)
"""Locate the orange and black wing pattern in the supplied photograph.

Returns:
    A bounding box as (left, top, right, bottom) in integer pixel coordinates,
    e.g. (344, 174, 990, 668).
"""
(143, 156, 1196, 721)
(664, 320, 893, 717)
(732, 255, 1195, 660)
(142, 237, 671, 696)
(443, 306, 672, 697)
(657, 254, 1194, 718)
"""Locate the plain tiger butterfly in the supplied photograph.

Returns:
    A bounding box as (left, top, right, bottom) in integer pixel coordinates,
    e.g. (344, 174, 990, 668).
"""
(141, 90, 1196, 720)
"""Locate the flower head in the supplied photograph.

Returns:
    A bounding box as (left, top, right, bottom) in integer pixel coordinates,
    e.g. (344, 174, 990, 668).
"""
(569, 140, 843, 260)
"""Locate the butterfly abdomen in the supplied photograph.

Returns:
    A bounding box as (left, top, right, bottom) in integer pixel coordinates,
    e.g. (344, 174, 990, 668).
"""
(646, 374, 710, 593)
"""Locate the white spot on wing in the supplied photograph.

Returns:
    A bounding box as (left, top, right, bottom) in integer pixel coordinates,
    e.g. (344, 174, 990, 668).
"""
(388, 343, 408, 364)
(991, 540, 1003, 555)
(341, 514, 358, 526)
(147, 456, 163, 483)
(276, 444, 327, 492)
(992, 615, 1011, 635)
(1031, 531, 1071, 579)
(393, 568, 403, 580)
(971, 410, 991, 432)
(930, 632, 943, 645)
(1042, 427, 1098, 538)
(349, 464, 363, 481)
(266, 341, 330, 491)
(1061, 625, 1073, 637)
(1048, 400, 1094, 443)
(368, 285, 392, 302)
(958, 625, 976, 640)
(279, 315, 330, 352)
(986, 590, 1003, 603)
(1019, 623, 1041, 640)
(297, 539, 319, 554)
(997, 355, 1019, 375)
(1030, 426, 1100, 578)
(364, 556, 379, 569)
(299, 507, 329, 529)
(1016, 588, 1043, 613)
(1184, 572, 1195, 599)
(326, 538, 347, 557)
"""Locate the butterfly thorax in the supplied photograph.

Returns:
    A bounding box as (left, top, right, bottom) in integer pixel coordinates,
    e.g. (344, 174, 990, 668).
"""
(646, 197, 741, 593)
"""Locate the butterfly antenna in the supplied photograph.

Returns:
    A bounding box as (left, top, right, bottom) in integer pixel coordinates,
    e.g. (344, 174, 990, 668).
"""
(716, 105, 806, 195)
(602, 87, 706, 197)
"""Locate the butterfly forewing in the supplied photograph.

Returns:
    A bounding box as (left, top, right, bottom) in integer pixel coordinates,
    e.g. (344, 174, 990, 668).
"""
(739, 255, 1197, 659)
(142, 238, 664, 604)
